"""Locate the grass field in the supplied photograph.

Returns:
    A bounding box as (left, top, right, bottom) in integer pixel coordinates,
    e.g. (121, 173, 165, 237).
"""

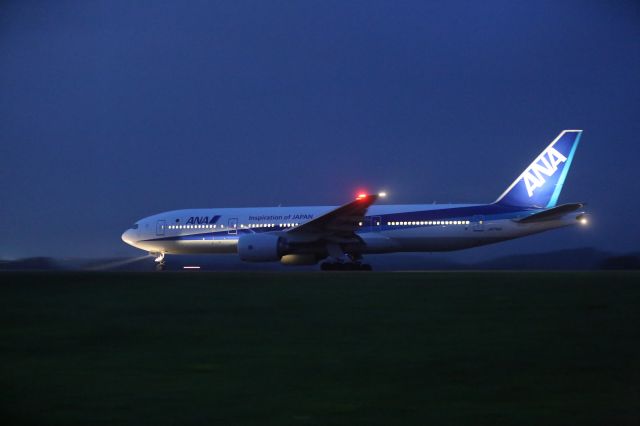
(0, 272, 639, 425)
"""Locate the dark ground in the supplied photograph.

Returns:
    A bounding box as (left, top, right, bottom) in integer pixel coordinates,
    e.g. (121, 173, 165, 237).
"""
(0, 272, 638, 425)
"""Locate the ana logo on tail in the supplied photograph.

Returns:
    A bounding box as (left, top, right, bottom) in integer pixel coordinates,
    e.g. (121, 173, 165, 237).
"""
(523, 146, 567, 197)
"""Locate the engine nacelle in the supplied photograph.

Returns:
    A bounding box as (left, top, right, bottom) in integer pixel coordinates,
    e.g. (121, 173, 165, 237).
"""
(237, 234, 285, 262)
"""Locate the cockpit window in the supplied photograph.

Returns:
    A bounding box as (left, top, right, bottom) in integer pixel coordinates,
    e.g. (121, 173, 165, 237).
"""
(132, 224, 139, 230)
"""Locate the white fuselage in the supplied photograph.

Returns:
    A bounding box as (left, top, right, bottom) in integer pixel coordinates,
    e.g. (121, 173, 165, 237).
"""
(121, 203, 583, 258)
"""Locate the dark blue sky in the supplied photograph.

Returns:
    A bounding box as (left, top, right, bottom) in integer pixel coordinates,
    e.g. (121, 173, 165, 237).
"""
(1, 0, 638, 259)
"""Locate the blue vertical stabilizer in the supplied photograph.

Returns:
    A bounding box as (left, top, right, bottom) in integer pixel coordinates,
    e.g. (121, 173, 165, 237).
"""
(494, 130, 582, 208)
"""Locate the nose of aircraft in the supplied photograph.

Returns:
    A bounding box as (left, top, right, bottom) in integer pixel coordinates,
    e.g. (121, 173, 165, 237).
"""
(121, 229, 135, 246)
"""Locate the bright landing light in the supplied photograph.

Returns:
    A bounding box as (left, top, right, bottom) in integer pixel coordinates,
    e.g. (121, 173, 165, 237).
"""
(378, 192, 387, 198)
(579, 217, 588, 225)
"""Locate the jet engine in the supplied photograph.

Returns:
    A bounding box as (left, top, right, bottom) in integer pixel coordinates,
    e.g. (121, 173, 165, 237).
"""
(237, 234, 286, 262)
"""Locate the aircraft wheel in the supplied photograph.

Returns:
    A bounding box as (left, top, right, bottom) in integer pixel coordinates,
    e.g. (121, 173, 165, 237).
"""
(320, 262, 372, 271)
(155, 262, 166, 272)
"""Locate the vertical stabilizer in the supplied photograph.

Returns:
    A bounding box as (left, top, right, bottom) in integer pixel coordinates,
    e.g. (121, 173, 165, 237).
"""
(494, 130, 582, 208)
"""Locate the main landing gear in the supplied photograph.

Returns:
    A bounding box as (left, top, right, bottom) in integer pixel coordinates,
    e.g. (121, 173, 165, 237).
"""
(320, 262, 372, 271)
(154, 253, 166, 271)
(320, 246, 372, 271)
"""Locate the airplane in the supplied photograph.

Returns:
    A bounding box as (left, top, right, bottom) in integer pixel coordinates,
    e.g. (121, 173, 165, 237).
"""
(122, 130, 588, 271)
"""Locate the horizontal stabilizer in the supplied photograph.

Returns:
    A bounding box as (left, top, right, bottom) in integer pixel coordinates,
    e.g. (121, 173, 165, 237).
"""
(516, 203, 584, 223)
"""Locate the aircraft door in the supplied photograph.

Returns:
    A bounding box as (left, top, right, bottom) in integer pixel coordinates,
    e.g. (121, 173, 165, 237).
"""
(370, 216, 381, 232)
(156, 220, 166, 236)
(228, 218, 238, 235)
(471, 215, 484, 232)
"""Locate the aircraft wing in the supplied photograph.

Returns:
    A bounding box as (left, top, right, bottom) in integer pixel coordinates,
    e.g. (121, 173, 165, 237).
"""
(287, 194, 380, 238)
(516, 203, 584, 223)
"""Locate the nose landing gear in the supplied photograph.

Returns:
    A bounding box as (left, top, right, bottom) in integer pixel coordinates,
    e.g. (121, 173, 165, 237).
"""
(153, 253, 166, 271)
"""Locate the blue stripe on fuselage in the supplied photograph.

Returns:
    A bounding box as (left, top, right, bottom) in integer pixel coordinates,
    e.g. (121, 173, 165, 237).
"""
(140, 204, 537, 242)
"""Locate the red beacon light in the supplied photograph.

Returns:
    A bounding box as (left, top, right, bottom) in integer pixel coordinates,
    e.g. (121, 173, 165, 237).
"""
(357, 193, 367, 199)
